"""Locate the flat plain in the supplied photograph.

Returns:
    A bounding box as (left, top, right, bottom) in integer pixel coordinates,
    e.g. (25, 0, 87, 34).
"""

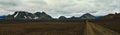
(0, 20, 120, 35)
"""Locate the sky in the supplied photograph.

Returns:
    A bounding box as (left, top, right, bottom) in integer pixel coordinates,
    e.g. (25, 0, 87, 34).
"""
(0, 0, 120, 18)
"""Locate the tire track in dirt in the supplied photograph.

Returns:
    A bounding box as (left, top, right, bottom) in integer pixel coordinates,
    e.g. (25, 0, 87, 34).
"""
(84, 21, 120, 35)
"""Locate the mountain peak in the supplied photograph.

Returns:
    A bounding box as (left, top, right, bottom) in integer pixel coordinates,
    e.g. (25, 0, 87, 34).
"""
(41, 12, 46, 14)
(13, 11, 34, 19)
(84, 13, 91, 15)
(71, 16, 76, 18)
(5, 11, 53, 20)
(59, 16, 66, 19)
(35, 12, 41, 13)
(80, 13, 96, 19)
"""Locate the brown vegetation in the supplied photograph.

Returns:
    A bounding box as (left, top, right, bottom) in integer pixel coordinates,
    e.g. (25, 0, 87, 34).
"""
(0, 20, 120, 35)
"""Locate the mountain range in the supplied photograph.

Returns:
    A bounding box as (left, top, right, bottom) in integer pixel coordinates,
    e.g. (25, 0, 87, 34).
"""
(58, 13, 96, 20)
(1, 11, 102, 20)
(5, 11, 53, 20)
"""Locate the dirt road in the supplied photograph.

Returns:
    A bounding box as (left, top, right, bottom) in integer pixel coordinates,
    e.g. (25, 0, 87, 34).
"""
(84, 21, 120, 35)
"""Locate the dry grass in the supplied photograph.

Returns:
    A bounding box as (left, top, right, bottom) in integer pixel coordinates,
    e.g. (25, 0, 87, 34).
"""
(0, 21, 85, 35)
(0, 20, 120, 35)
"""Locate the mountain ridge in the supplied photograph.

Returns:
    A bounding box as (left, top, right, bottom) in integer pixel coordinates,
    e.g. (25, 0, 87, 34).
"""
(80, 13, 96, 19)
(5, 11, 53, 20)
(2, 11, 115, 20)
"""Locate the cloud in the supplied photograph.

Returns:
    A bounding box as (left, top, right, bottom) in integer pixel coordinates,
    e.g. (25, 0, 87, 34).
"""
(0, 0, 119, 18)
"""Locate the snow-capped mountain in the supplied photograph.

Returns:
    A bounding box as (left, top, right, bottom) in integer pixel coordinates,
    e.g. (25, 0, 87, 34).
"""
(6, 11, 53, 20)
(12, 11, 35, 19)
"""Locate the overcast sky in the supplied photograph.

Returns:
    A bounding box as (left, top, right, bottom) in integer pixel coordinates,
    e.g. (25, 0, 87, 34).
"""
(0, 0, 120, 18)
